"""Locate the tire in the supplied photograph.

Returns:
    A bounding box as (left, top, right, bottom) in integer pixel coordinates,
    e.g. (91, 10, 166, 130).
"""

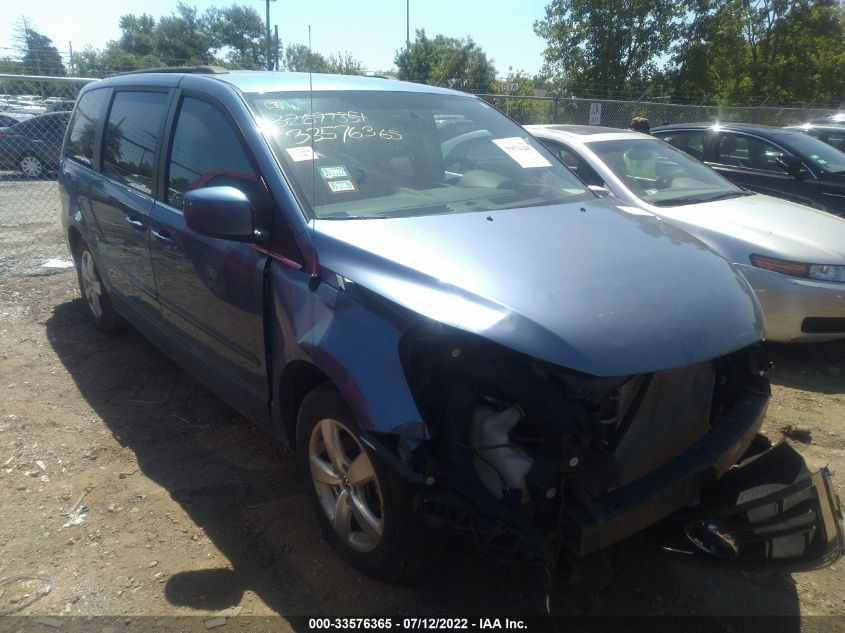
(74, 240, 124, 332)
(296, 383, 430, 581)
(19, 155, 44, 179)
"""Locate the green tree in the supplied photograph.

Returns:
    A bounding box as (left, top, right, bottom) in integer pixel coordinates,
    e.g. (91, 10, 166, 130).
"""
(668, 0, 845, 105)
(326, 52, 365, 75)
(395, 29, 496, 92)
(534, 0, 683, 96)
(155, 3, 212, 66)
(205, 4, 266, 69)
(14, 17, 66, 76)
(117, 14, 158, 58)
(283, 44, 329, 72)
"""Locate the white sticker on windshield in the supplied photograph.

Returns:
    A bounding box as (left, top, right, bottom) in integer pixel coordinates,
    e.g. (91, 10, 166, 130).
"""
(286, 146, 319, 162)
(492, 137, 552, 168)
(326, 179, 357, 193)
(319, 166, 350, 180)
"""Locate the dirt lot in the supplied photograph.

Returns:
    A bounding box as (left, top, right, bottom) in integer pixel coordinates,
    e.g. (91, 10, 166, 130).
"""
(1, 222, 844, 628)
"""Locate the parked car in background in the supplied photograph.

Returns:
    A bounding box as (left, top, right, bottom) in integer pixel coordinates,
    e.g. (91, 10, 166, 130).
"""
(59, 68, 843, 579)
(529, 124, 845, 343)
(0, 114, 22, 128)
(0, 111, 71, 178)
(785, 123, 845, 153)
(652, 123, 845, 217)
(44, 99, 76, 113)
(806, 113, 845, 126)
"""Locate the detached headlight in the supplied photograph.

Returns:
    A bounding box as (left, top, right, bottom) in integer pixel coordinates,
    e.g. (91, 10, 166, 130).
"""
(751, 254, 845, 283)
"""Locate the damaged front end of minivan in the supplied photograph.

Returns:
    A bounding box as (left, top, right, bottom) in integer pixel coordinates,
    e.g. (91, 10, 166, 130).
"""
(360, 323, 843, 571)
(308, 202, 843, 574)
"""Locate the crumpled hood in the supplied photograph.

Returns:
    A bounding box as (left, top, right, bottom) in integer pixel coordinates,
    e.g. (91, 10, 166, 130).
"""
(311, 200, 763, 376)
(648, 193, 845, 265)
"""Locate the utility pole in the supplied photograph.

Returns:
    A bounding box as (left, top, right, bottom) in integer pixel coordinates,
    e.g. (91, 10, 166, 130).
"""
(406, 0, 410, 50)
(274, 25, 279, 71)
(265, 0, 275, 71)
(68, 41, 75, 77)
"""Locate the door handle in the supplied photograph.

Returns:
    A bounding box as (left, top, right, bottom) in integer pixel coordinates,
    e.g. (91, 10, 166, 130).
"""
(151, 228, 176, 246)
(125, 217, 145, 229)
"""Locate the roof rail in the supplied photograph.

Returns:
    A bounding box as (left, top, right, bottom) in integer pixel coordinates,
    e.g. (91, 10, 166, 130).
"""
(109, 66, 229, 77)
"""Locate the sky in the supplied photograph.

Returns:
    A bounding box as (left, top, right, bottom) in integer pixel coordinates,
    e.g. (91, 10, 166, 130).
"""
(1, 0, 550, 77)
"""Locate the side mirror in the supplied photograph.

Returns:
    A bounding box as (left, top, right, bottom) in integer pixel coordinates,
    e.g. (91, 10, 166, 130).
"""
(775, 154, 805, 179)
(183, 186, 255, 242)
(588, 184, 611, 198)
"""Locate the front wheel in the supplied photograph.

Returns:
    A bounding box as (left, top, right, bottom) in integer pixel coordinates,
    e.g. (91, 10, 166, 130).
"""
(296, 383, 431, 580)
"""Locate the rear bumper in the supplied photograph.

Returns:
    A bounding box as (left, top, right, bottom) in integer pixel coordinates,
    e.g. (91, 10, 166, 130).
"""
(562, 391, 768, 557)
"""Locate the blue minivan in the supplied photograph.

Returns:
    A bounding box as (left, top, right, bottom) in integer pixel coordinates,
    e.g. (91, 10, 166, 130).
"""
(59, 68, 843, 580)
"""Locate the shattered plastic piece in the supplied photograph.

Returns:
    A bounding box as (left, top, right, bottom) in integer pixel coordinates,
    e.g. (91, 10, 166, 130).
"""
(204, 616, 228, 629)
(673, 442, 844, 570)
(33, 616, 63, 628)
(41, 259, 74, 269)
(214, 606, 243, 618)
(36, 460, 46, 471)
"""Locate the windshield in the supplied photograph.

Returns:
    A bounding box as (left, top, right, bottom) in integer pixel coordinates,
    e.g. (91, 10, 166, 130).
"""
(248, 91, 592, 219)
(783, 132, 845, 174)
(586, 138, 744, 206)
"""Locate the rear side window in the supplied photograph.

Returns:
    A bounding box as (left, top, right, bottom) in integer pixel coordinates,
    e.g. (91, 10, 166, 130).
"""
(166, 97, 261, 208)
(659, 131, 707, 160)
(102, 91, 168, 195)
(66, 89, 107, 167)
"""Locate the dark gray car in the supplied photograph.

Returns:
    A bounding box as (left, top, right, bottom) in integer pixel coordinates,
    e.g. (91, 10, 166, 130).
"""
(654, 122, 845, 217)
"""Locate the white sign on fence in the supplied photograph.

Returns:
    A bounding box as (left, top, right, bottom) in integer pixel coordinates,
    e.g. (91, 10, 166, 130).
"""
(589, 102, 602, 125)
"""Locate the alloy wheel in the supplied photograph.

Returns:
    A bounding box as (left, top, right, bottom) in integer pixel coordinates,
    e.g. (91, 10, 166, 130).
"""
(308, 418, 384, 552)
(80, 250, 103, 319)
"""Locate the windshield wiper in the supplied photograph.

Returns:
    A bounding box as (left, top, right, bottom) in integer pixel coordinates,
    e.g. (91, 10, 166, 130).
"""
(651, 191, 753, 206)
(318, 214, 388, 220)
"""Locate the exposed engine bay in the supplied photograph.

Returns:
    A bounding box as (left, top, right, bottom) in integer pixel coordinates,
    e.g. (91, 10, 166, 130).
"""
(361, 324, 844, 571)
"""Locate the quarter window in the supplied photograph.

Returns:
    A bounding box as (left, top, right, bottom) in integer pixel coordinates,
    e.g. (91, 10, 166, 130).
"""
(66, 89, 107, 167)
(102, 91, 167, 195)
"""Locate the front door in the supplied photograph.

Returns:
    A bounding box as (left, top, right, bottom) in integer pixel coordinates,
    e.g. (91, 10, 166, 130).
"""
(708, 132, 820, 209)
(149, 94, 272, 425)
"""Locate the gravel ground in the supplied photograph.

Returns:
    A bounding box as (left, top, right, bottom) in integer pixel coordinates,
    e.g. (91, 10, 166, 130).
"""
(0, 222, 843, 629)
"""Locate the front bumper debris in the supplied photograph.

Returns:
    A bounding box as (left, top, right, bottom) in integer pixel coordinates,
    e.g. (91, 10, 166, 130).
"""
(673, 441, 844, 570)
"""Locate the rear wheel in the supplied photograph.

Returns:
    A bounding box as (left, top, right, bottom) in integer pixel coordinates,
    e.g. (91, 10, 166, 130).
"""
(19, 155, 44, 179)
(74, 241, 124, 332)
(296, 383, 430, 580)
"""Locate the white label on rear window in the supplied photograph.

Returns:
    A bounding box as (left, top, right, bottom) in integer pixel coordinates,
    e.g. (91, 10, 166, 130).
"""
(319, 166, 350, 180)
(286, 146, 319, 162)
(492, 137, 552, 168)
(326, 179, 357, 193)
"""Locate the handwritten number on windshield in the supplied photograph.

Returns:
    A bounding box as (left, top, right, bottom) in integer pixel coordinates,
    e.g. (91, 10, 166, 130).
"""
(285, 125, 402, 145)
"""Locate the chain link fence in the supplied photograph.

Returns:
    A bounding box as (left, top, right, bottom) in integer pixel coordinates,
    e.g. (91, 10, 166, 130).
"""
(1, 75, 843, 228)
(0, 75, 92, 227)
(476, 93, 843, 128)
